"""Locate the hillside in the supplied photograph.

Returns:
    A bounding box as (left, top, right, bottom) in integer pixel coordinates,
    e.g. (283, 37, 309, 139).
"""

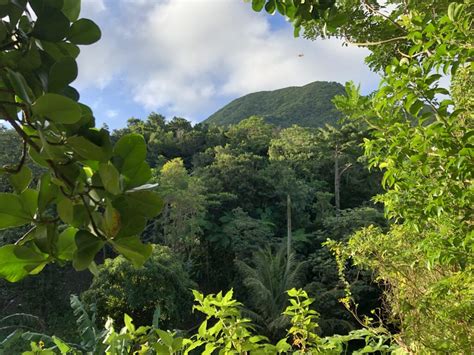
(205, 81, 345, 128)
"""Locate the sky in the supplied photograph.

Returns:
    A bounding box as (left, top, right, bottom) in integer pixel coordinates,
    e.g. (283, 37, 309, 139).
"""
(75, 0, 381, 129)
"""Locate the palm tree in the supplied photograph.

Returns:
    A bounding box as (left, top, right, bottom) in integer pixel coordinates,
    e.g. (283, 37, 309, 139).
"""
(235, 246, 305, 340)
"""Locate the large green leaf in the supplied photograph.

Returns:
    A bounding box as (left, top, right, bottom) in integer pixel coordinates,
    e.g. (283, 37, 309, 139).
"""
(0, 193, 32, 229)
(72, 230, 104, 271)
(41, 41, 80, 61)
(0, 245, 48, 282)
(62, 0, 80, 21)
(8, 165, 32, 193)
(32, 7, 70, 41)
(68, 135, 111, 162)
(110, 236, 152, 268)
(113, 134, 151, 189)
(32, 93, 81, 124)
(102, 202, 121, 238)
(38, 173, 59, 212)
(33, 223, 57, 255)
(99, 163, 121, 195)
(20, 188, 38, 218)
(121, 190, 163, 218)
(56, 227, 77, 260)
(252, 0, 265, 12)
(57, 197, 73, 224)
(48, 57, 78, 92)
(6, 68, 34, 104)
(67, 18, 101, 45)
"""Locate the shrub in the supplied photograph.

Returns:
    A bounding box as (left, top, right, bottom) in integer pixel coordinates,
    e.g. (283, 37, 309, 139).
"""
(81, 245, 196, 329)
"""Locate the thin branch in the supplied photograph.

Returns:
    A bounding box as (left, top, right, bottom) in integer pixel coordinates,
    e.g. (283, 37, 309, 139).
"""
(339, 163, 353, 178)
(362, 0, 407, 33)
(0, 100, 25, 108)
(79, 194, 105, 240)
(346, 36, 407, 47)
(14, 226, 36, 246)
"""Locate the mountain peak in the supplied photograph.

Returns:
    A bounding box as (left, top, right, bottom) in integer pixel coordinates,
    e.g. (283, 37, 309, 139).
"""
(204, 81, 344, 128)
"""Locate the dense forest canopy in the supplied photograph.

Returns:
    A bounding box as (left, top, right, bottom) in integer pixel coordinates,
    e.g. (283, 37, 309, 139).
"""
(0, 0, 472, 354)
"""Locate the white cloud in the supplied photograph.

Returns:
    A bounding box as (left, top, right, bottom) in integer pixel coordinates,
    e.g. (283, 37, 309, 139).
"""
(76, 0, 379, 122)
(105, 109, 119, 118)
(81, 0, 106, 15)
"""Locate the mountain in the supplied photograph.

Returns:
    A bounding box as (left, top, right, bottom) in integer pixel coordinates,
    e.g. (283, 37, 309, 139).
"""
(204, 81, 345, 128)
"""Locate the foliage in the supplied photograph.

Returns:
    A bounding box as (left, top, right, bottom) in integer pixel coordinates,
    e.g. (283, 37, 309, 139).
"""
(226, 116, 275, 155)
(19, 288, 402, 354)
(0, 0, 162, 283)
(69, 294, 105, 353)
(236, 247, 306, 339)
(306, 207, 385, 336)
(250, 0, 473, 352)
(209, 207, 274, 261)
(154, 158, 207, 264)
(81, 245, 196, 330)
(205, 81, 344, 127)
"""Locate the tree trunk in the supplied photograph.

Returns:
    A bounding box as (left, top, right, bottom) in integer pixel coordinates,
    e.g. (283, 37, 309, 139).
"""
(287, 194, 292, 263)
(334, 148, 340, 212)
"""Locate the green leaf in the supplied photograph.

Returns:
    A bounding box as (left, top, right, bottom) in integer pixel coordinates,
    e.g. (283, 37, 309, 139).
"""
(124, 314, 135, 333)
(68, 136, 110, 162)
(102, 202, 121, 238)
(67, 18, 101, 44)
(32, 93, 82, 124)
(198, 320, 207, 338)
(48, 57, 78, 92)
(113, 134, 151, 189)
(62, 0, 80, 21)
(20, 189, 38, 217)
(56, 227, 77, 260)
(6, 68, 34, 103)
(57, 197, 73, 224)
(41, 41, 80, 61)
(72, 230, 104, 271)
(33, 224, 57, 255)
(0, 193, 32, 229)
(52, 336, 71, 354)
(156, 329, 173, 348)
(110, 236, 152, 268)
(32, 7, 70, 41)
(0, 245, 48, 282)
(122, 191, 163, 218)
(265, 0, 275, 14)
(252, 0, 265, 12)
(99, 163, 121, 194)
(38, 173, 59, 212)
(9, 165, 32, 193)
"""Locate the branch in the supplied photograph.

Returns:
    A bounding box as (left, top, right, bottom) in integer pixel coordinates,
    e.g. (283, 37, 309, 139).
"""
(362, 0, 407, 33)
(346, 36, 407, 47)
(339, 163, 353, 178)
(79, 194, 106, 240)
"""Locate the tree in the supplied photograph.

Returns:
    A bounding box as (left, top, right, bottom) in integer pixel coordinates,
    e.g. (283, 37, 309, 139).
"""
(154, 158, 207, 265)
(81, 245, 196, 329)
(226, 116, 275, 156)
(315, 123, 363, 211)
(236, 247, 305, 340)
(0, 0, 163, 282)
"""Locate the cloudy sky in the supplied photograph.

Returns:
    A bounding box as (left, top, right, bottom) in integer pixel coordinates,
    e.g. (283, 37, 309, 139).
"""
(75, 0, 380, 129)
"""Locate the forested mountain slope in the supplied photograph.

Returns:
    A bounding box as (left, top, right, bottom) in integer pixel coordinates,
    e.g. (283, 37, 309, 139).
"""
(205, 81, 344, 127)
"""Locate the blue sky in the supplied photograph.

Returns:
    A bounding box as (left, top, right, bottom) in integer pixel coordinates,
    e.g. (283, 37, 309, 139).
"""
(75, 0, 380, 129)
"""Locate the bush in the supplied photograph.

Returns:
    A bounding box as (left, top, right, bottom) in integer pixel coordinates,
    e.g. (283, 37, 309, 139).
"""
(81, 245, 196, 329)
